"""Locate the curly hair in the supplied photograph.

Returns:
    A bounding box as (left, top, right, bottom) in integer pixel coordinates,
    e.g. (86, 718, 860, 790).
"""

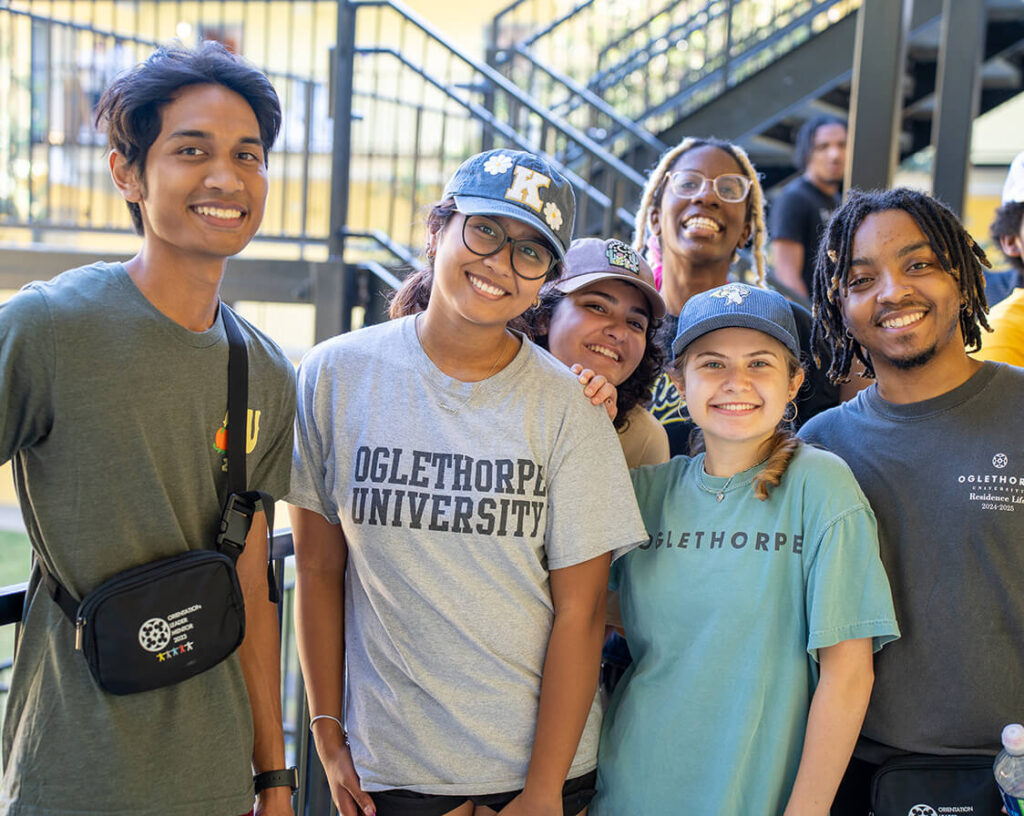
(990, 201, 1024, 274)
(811, 188, 992, 384)
(525, 287, 665, 430)
(633, 137, 768, 288)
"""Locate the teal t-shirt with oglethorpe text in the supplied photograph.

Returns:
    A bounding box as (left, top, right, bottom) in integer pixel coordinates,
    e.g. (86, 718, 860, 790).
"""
(592, 445, 899, 816)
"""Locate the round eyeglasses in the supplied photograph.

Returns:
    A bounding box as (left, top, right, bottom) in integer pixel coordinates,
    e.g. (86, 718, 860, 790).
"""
(460, 214, 557, 281)
(666, 170, 752, 204)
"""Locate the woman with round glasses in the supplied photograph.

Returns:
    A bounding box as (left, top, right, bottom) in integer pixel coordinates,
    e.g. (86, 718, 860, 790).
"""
(634, 137, 839, 456)
(289, 149, 647, 816)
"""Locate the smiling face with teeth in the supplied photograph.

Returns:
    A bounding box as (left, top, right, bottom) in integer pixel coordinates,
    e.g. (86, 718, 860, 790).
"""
(676, 327, 803, 469)
(545, 279, 651, 385)
(840, 209, 972, 391)
(650, 145, 753, 283)
(111, 83, 268, 272)
(427, 211, 550, 333)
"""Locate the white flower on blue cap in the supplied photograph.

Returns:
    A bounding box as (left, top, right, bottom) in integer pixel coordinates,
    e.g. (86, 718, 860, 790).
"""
(544, 201, 563, 232)
(711, 283, 752, 305)
(483, 154, 514, 176)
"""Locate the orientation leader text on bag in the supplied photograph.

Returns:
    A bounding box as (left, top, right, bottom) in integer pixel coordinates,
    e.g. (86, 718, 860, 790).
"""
(37, 306, 278, 695)
(871, 753, 1004, 816)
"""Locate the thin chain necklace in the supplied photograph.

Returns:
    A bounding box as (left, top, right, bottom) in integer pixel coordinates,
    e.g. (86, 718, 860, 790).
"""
(696, 454, 770, 502)
(415, 313, 511, 415)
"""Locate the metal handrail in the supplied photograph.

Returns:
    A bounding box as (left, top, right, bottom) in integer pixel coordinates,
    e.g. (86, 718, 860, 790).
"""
(507, 42, 667, 156)
(352, 1, 646, 192)
(353, 43, 635, 229)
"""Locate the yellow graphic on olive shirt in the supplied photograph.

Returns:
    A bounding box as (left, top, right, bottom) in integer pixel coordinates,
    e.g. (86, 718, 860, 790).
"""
(212, 409, 262, 454)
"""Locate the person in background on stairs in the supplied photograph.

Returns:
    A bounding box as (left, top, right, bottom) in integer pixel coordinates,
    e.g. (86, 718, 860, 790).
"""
(634, 137, 840, 458)
(288, 149, 647, 816)
(590, 283, 898, 815)
(769, 115, 848, 303)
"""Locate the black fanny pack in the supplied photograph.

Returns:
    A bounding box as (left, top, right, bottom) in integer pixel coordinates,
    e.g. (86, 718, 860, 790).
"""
(38, 306, 279, 695)
(871, 753, 1002, 816)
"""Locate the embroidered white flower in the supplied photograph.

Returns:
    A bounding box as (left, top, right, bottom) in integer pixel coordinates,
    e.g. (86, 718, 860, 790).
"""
(483, 154, 514, 175)
(543, 202, 563, 232)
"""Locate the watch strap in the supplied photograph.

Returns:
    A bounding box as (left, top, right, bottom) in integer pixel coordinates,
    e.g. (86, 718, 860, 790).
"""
(253, 767, 298, 793)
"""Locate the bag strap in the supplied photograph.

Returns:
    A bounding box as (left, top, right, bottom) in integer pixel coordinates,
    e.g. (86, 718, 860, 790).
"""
(220, 305, 280, 604)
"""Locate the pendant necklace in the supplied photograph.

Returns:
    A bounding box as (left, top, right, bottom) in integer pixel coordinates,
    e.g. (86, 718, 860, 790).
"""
(696, 454, 771, 502)
(416, 313, 510, 414)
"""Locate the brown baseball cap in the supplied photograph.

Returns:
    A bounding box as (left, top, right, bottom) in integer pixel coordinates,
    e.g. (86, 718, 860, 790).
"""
(552, 237, 666, 319)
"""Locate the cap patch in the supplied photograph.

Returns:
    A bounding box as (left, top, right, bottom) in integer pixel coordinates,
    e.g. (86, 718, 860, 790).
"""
(483, 153, 514, 176)
(543, 202, 563, 232)
(711, 283, 752, 305)
(505, 166, 552, 213)
(605, 239, 640, 275)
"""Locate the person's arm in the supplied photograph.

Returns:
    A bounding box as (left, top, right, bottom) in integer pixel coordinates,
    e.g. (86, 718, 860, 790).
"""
(500, 552, 611, 816)
(571, 363, 618, 421)
(290, 505, 376, 816)
(771, 239, 810, 299)
(782, 638, 874, 816)
(236, 511, 293, 816)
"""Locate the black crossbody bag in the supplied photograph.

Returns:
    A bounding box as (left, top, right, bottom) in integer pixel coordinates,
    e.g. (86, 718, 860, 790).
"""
(870, 753, 1002, 816)
(38, 306, 279, 695)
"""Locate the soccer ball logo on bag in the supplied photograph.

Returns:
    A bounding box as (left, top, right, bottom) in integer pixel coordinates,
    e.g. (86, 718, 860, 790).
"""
(908, 805, 938, 816)
(138, 618, 171, 652)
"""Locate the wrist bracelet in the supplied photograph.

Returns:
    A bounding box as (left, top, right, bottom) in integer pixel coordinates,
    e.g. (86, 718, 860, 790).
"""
(309, 714, 349, 744)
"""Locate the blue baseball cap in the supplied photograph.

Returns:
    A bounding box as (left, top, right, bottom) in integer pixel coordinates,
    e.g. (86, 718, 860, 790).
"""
(672, 283, 799, 358)
(443, 149, 576, 259)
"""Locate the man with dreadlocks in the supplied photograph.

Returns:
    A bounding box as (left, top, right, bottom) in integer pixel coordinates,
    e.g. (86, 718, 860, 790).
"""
(636, 136, 839, 457)
(799, 188, 1023, 814)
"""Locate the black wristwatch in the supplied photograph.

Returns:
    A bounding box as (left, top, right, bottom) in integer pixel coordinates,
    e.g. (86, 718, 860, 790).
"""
(254, 767, 298, 794)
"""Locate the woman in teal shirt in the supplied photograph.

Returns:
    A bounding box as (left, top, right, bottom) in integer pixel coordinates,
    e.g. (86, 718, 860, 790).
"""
(593, 285, 899, 815)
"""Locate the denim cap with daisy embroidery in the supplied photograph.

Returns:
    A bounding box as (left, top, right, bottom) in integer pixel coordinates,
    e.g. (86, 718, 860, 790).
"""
(672, 283, 799, 359)
(442, 149, 576, 259)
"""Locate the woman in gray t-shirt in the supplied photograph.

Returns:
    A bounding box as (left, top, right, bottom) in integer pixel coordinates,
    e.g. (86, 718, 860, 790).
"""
(288, 149, 647, 816)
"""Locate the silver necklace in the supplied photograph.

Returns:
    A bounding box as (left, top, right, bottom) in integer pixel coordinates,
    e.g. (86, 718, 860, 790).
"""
(696, 454, 771, 502)
(696, 469, 736, 503)
(416, 313, 510, 414)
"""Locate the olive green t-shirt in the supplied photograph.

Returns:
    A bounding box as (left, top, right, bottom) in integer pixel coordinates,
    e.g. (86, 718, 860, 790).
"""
(0, 263, 295, 816)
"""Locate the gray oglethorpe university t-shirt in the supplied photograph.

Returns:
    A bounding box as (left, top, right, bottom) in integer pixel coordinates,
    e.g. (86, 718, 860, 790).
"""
(289, 315, 647, 794)
(799, 362, 1024, 762)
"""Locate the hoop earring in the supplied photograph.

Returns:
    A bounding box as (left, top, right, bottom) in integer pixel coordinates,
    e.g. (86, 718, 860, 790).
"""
(531, 295, 540, 309)
(782, 400, 798, 423)
(845, 327, 854, 340)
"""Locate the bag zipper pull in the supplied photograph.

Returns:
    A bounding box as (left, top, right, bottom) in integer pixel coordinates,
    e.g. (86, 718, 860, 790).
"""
(74, 617, 85, 650)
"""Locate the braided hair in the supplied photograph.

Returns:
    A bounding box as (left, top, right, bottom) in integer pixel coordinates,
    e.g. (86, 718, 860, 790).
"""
(632, 137, 769, 288)
(811, 188, 992, 384)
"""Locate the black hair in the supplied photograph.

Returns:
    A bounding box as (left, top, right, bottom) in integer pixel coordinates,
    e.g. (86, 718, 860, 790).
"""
(389, 199, 563, 323)
(794, 115, 847, 172)
(94, 41, 282, 235)
(990, 201, 1024, 274)
(524, 288, 665, 430)
(811, 188, 992, 384)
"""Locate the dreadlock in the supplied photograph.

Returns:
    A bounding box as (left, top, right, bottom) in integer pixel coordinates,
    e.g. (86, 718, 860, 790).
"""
(811, 188, 992, 384)
(633, 137, 769, 288)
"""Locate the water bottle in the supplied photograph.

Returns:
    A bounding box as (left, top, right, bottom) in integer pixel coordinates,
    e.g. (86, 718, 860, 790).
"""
(995, 723, 1024, 816)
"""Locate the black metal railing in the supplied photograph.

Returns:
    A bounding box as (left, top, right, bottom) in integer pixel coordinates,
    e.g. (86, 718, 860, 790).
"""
(490, 0, 859, 153)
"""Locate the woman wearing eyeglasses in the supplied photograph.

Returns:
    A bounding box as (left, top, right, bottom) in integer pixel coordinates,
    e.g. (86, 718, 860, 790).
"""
(635, 137, 839, 456)
(288, 149, 647, 816)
